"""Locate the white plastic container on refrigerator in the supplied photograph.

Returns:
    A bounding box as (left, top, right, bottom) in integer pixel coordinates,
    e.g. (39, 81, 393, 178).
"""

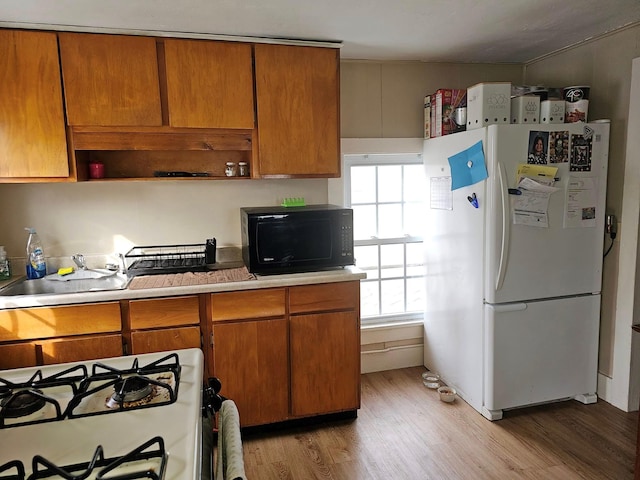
(423, 122, 609, 420)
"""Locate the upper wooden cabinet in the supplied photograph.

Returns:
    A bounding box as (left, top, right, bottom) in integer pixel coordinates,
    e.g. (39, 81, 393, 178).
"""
(59, 33, 163, 127)
(164, 39, 254, 129)
(58, 33, 256, 180)
(59, 33, 255, 130)
(254, 44, 340, 177)
(0, 30, 70, 179)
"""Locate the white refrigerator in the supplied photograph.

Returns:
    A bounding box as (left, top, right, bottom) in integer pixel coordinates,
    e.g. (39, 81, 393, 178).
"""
(423, 122, 610, 420)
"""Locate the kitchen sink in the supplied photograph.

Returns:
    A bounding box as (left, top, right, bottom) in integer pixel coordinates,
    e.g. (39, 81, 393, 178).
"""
(0, 273, 131, 296)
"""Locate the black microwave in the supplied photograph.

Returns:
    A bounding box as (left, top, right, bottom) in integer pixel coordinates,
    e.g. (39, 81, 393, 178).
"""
(241, 204, 354, 274)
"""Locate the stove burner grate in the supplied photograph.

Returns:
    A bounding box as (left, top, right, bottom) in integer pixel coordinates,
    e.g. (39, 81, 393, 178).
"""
(0, 460, 25, 480)
(66, 353, 181, 419)
(0, 390, 47, 419)
(0, 365, 86, 429)
(26, 436, 167, 480)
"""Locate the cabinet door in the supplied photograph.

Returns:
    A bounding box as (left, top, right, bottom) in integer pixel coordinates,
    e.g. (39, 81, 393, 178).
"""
(59, 33, 162, 126)
(290, 311, 360, 417)
(212, 319, 288, 427)
(37, 334, 123, 365)
(254, 44, 340, 177)
(130, 326, 201, 354)
(0, 343, 37, 369)
(0, 30, 69, 178)
(164, 39, 254, 129)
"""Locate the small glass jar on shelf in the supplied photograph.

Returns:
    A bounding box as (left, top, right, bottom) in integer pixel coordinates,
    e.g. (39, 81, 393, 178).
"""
(225, 162, 237, 177)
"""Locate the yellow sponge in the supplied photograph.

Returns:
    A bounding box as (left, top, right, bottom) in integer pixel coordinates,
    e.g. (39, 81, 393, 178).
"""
(58, 267, 75, 276)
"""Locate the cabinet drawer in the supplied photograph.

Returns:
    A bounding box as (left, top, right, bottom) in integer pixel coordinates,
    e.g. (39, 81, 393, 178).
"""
(130, 326, 201, 354)
(38, 334, 123, 365)
(129, 296, 200, 329)
(211, 288, 286, 322)
(0, 303, 121, 342)
(289, 281, 360, 314)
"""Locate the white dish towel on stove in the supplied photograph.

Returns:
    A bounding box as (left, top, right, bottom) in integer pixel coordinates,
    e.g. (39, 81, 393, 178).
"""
(215, 400, 246, 480)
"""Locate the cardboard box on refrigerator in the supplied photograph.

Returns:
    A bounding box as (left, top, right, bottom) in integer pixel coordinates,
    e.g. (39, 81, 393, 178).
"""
(433, 89, 467, 137)
(466, 82, 511, 130)
(510, 95, 540, 124)
(430, 92, 437, 138)
(424, 95, 431, 139)
(540, 99, 565, 124)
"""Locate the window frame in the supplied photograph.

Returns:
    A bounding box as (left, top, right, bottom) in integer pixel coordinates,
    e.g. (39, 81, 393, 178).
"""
(333, 138, 425, 326)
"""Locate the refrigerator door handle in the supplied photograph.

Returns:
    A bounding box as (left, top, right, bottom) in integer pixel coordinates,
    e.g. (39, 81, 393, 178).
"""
(496, 161, 511, 291)
(490, 303, 528, 313)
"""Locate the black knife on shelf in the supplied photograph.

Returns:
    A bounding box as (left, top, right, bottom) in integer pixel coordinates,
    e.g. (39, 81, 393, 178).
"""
(153, 171, 210, 177)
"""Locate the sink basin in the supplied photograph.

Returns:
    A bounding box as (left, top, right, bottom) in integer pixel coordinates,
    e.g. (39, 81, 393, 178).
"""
(0, 273, 131, 296)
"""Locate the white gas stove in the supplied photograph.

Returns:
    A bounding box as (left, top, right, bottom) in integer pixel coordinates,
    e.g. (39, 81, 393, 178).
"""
(0, 348, 205, 480)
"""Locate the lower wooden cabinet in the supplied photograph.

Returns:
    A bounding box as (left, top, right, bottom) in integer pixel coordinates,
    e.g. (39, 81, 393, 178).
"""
(209, 282, 361, 427)
(126, 296, 202, 354)
(130, 326, 201, 354)
(0, 280, 361, 427)
(289, 311, 360, 417)
(210, 288, 287, 426)
(289, 281, 361, 417)
(37, 334, 123, 364)
(0, 302, 123, 369)
(212, 318, 289, 426)
(0, 342, 38, 369)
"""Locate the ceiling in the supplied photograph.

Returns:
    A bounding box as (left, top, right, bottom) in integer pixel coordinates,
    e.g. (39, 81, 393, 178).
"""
(2, 0, 640, 63)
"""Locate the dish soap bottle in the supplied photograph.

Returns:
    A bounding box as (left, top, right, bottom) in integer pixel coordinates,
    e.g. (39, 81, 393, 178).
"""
(25, 227, 47, 279)
(0, 246, 10, 280)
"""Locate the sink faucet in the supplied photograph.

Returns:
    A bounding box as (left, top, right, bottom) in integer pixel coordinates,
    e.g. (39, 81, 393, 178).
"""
(71, 254, 87, 270)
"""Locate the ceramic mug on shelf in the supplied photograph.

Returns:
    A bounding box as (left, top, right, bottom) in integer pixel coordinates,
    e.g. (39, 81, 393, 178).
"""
(89, 161, 105, 179)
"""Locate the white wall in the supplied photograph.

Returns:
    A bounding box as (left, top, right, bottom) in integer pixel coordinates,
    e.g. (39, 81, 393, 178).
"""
(525, 25, 640, 411)
(0, 179, 328, 258)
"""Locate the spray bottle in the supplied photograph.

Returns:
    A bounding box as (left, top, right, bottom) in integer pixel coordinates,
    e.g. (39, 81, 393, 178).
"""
(25, 227, 47, 279)
(0, 246, 10, 280)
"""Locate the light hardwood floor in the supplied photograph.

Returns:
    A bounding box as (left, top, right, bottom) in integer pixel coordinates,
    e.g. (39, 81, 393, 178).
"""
(241, 366, 638, 479)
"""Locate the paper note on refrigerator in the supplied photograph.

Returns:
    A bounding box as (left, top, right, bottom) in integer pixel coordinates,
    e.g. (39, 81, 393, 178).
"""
(447, 141, 488, 190)
(512, 177, 560, 228)
(564, 176, 598, 228)
(516, 164, 559, 186)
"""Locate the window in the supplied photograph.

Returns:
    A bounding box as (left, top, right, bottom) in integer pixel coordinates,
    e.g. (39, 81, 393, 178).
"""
(343, 152, 425, 324)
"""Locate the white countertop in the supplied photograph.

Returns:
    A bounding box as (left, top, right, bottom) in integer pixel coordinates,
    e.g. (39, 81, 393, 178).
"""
(0, 266, 366, 309)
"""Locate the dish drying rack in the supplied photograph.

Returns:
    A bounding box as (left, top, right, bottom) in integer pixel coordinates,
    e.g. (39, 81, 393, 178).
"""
(124, 243, 207, 276)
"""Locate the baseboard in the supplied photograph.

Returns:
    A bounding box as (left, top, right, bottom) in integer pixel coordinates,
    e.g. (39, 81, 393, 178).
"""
(361, 344, 424, 374)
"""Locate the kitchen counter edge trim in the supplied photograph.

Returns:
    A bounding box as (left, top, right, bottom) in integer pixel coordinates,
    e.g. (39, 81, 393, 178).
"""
(0, 267, 366, 309)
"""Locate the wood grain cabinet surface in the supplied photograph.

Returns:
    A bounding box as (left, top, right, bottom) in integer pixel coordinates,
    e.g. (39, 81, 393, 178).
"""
(209, 283, 360, 427)
(59, 32, 163, 127)
(37, 334, 123, 365)
(254, 44, 340, 177)
(0, 302, 123, 369)
(127, 296, 202, 355)
(210, 288, 288, 426)
(212, 317, 289, 427)
(164, 39, 254, 129)
(1, 28, 340, 182)
(289, 282, 361, 417)
(130, 326, 201, 355)
(0, 29, 70, 180)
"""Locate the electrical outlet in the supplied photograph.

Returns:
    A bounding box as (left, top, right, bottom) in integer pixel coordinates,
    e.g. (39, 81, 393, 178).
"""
(606, 214, 617, 235)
